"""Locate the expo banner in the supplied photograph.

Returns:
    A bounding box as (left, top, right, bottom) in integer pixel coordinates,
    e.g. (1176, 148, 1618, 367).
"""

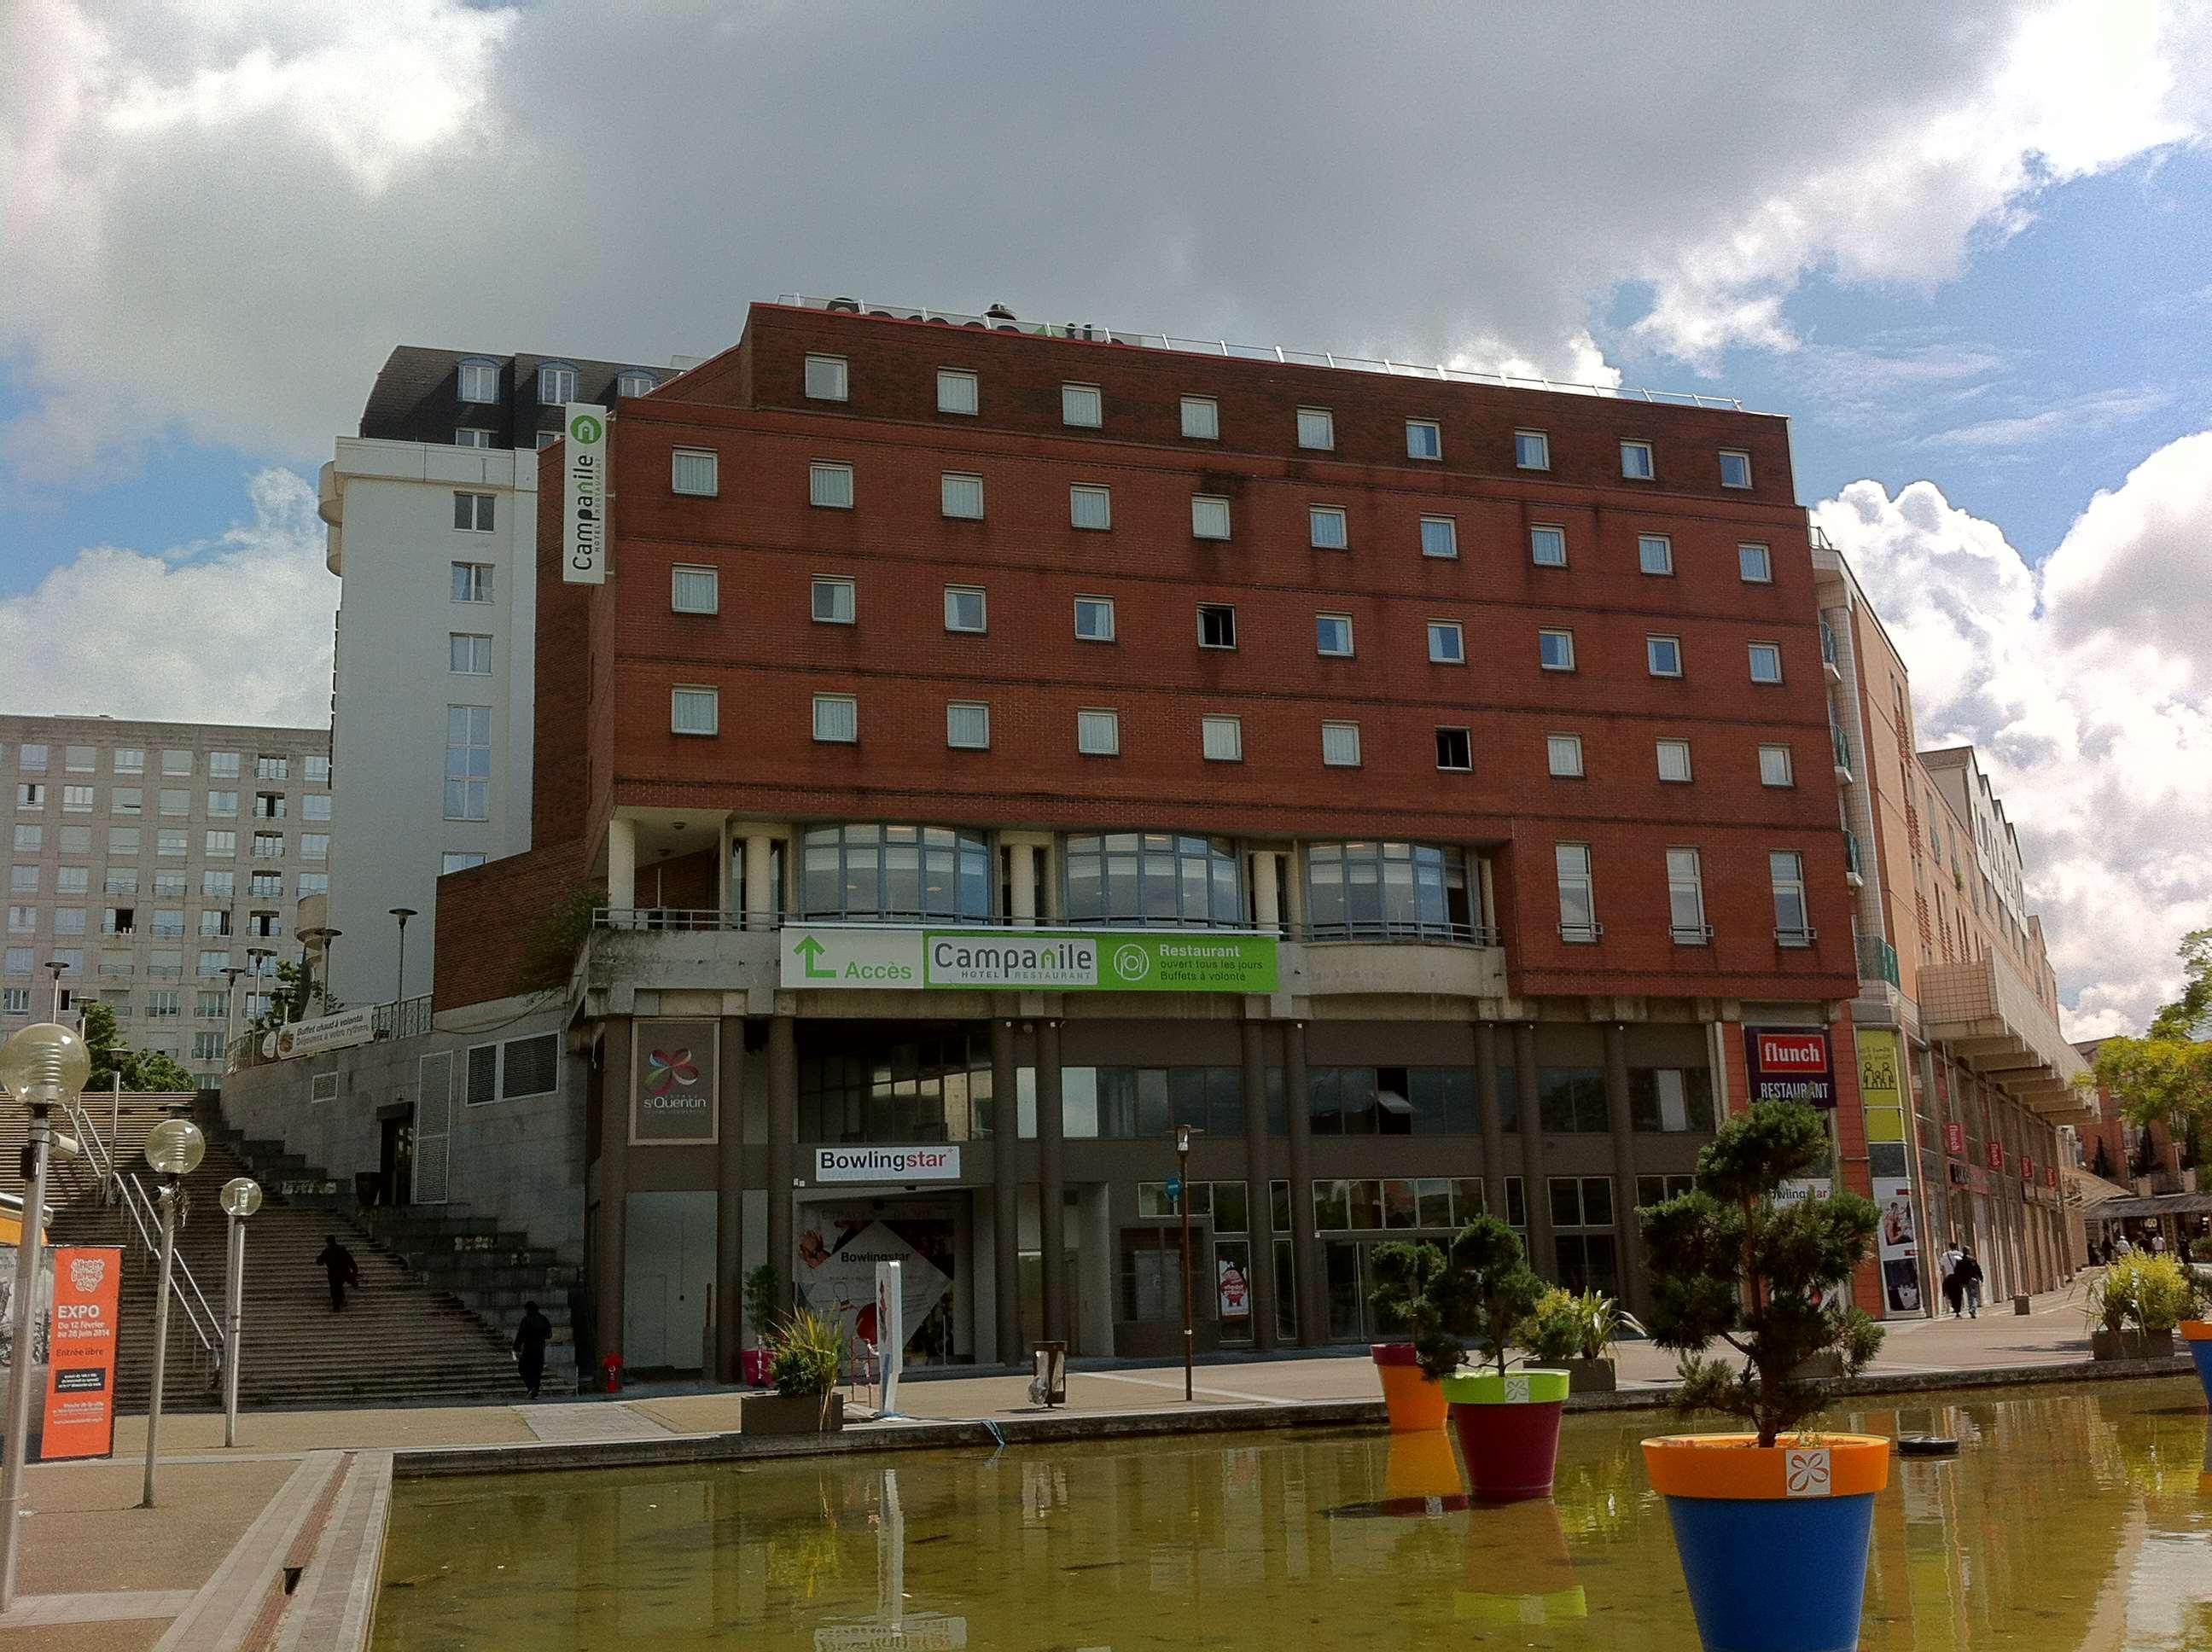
(782, 927, 1278, 994)
(0, 1244, 121, 1463)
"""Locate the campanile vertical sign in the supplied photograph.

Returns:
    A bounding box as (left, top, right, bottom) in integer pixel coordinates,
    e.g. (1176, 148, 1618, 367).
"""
(562, 404, 608, 585)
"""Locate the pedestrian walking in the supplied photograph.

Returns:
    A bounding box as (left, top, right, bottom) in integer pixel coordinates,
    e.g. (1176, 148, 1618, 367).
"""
(2149, 1230, 2167, 1256)
(2114, 1234, 2134, 1260)
(315, 1234, 360, 1312)
(1957, 1248, 1985, 1318)
(514, 1300, 553, 1399)
(1939, 1240, 1965, 1318)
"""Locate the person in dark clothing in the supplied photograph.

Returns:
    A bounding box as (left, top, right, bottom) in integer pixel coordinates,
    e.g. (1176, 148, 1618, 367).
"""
(315, 1235, 359, 1312)
(1955, 1249, 1985, 1318)
(514, 1300, 554, 1399)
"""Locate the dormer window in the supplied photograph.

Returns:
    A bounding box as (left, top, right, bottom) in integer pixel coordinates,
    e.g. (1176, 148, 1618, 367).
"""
(538, 363, 579, 404)
(457, 358, 499, 404)
(616, 369, 656, 398)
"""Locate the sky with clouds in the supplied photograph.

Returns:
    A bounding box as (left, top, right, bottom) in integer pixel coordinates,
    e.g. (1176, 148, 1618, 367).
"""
(1, 0, 2208, 1034)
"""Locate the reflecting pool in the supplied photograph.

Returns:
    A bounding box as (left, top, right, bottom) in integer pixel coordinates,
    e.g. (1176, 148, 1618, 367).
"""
(375, 1380, 2212, 1650)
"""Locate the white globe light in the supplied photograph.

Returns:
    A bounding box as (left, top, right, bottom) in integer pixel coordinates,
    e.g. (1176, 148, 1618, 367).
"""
(0, 1022, 92, 1109)
(145, 1119, 206, 1178)
(218, 1177, 262, 1219)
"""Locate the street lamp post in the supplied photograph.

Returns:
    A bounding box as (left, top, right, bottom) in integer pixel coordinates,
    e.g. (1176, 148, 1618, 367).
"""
(42, 962, 65, 1022)
(218, 1178, 261, 1449)
(0, 1021, 91, 1612)
(388, 908, 417, 1009)
(140, 1118, 205, 1508)
(1173, 1123, 1197, 1403)
(220, 966, 247, 1073)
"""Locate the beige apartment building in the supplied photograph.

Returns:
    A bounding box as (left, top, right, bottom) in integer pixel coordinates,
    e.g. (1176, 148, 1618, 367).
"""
(1, 714, 334, 1087)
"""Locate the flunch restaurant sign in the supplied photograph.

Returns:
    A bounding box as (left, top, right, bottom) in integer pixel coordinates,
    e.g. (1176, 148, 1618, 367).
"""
(1743, 1027, 1837, 1109)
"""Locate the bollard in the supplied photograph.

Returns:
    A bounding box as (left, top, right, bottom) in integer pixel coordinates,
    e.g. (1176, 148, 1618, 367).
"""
(2012, 1292, 2029, 1315)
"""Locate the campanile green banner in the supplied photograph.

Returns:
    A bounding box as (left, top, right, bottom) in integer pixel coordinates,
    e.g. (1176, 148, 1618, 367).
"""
(780, 927, 1278, 993)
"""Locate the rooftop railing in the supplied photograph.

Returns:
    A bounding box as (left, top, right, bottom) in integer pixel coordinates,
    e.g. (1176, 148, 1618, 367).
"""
(777, 294, 1749, 410)
(591, 909, 1499, 947)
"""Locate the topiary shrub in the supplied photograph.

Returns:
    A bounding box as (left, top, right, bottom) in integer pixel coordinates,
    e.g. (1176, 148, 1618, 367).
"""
(1370, 1215, 1547, 1380)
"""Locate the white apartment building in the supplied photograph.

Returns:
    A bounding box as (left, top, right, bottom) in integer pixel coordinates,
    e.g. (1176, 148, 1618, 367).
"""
(0, 714, 333, 1088)
(318, 347, 680, 1008)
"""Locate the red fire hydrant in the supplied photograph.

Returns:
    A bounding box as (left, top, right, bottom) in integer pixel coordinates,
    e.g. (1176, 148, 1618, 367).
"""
(602, 1352, 624, 1394)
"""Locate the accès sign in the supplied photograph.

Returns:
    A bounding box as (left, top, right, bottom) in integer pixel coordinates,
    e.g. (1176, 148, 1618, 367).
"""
(781, 926, 1278, 993)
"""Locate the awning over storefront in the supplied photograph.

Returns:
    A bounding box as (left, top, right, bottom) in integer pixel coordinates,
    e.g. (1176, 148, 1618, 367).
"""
(2081, 1192, 2212, 1221)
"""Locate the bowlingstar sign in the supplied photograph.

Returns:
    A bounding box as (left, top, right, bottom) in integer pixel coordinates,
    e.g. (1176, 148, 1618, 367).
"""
(781, 926, 1278, 993)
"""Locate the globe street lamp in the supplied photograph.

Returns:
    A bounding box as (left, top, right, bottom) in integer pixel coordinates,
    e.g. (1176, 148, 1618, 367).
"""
(139, 1118, 204, 1508)
(218, 1178, 261, 1449)
(0, 1021, 90, 1611)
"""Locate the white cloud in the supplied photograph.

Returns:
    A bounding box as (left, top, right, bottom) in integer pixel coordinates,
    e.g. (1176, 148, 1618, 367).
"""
(0, 468, 336, 728)
(1815, 428, 2212, 1038)
(2, 0, 2207, 482)
(1921, 387, 2171, 452)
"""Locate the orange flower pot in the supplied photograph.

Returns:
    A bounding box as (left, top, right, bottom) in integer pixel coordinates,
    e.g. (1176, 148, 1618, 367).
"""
(1371, 1342, 1448, 1432)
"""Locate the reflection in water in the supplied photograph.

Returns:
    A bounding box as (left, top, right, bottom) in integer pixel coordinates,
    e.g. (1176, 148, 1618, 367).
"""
(374, 1380, 2212, 1650)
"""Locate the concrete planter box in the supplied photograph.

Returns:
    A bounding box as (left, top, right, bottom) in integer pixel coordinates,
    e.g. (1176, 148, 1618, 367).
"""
(1562, 1358, 1616, 1394)
(2091, 1329, 2176, 1362)
(742, 1393, 846, 1435)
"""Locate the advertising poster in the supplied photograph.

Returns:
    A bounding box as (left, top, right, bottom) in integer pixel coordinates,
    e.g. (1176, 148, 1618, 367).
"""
(1217, 1254, 1250, 1320)
(631, 1018, 719, 1145)
(1873, 1180, 1922, 1315)
(1743, 1027, 1837, 1108)
(796, 1220, 951, 1364)
(0, 1243, 121, 1463)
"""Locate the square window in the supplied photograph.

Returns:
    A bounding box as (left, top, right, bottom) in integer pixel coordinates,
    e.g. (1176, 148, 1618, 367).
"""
(672, 566, 719, 614)
(1539, 628, 1575, 671)
(1720, 450, 1753, 489)
(940, 472, 985, 520)
(1061, 383, 1103, 428)
(1309, 506, 1348, 550)
(808, 462, 854, 509)
(1647, 635, 1683, 677)
(455, 428, 487, 449)
(1077, 708, 1121, 755)
(11, 826, 37, 850)
(812, 577, 856, 625)
(1749, 643, 1784, 683)
(1070, 485, 1112, 530)
(443, 852, 486, 875)
(19, 747, 46, 773)
(1197, 604, 1237, 649)
(812, 695, 858, 744)
(65, 747, 93, 772)
(452, 492, 495, 532)
(158, 789, 188, 817)
(113, 749, 143, 775)
(1074, 596, 1115, 642)
(1739, 543, 1773, 583)
(1315, 614, 1353, 656)
(1321, 721, 1361, 768)
(1420, 516, 1458, 558)
(1180, 397, 1220, 440)
(1530, 525, 1567, 567)
(1406, 420, 1441, 460)
(1656, 740, 1693, 782)
(936, 369, 978, 416)
(1427, 620, 1464, 664)
(804, 354, 848, 401)
(538, 364, 577, 404)
(1516, 430, 1551, 470)
(1621, 439, 1654, 480)
(1638, 534, 1674, 575)
(449, 633, 492, 675)
(61, 785, 93, 813)
(1191, 495, 1231, 540)
(458, 360, 498, 403)
(1547, 735, 1585, 777)
(111, 788, 140, 817)
(930, 585, 984, 636)
(946, 702, 991, 750)
(1201, 716, 1243, 762)
(671, 448, 719, 496)
(1435, 727, 1472, 771)
(1759, 744, 1796, 787)
(451, 562, 492, 603)
(1296, 407, 1335, 451)
(671, 687, 719, 736)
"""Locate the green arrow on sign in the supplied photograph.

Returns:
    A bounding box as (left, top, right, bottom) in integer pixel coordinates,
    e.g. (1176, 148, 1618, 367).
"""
(794, 935, 837, 980)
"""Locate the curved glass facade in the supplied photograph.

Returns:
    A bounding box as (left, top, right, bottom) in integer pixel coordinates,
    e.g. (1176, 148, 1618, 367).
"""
(1062, 833, 1243, 928)
(799, 824, 992, 921)
(1303, 841, 1473, 940)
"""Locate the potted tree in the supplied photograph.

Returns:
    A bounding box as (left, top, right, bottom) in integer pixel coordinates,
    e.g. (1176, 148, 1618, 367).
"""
(741, 1263, 781, 1387)
(1522, 1287, 1636, 1395)
(2183, 1264, 2212, 1405)
(1366, 1240, 1450, 1432)
(1639, 1101, 1888, 1652)
(2088, 1252, 2193, 1361)
(1371, 1217, 1561, 1501)
(740, 1307, 848, 1435)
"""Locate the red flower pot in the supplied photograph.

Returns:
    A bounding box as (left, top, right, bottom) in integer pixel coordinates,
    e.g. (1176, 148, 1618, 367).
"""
(1441, 1369, 1569, 1502)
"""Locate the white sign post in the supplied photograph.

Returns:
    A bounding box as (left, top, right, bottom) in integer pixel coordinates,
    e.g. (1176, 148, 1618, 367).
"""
(875, 1260, 904, 1416)
(562, 404, 608, 585)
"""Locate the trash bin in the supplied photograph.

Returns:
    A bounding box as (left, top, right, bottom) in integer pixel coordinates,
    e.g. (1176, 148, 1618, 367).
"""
(2012, 1293, 2029, 1316)
(1030, 1341, 1067, 1408)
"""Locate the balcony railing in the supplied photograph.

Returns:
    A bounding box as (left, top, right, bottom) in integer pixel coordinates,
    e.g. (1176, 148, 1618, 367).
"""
(1775, 927, 1819, 948)
(371, 995, 432, 1041)
(591, 909, 1501, 947)
(1819, 619, 1839, 669)
(1857, 934, 1900, 988)
(1670, 923, 1714, 946)
(1831, 724, 1853, 774)
(1843, 830, 1864, 883)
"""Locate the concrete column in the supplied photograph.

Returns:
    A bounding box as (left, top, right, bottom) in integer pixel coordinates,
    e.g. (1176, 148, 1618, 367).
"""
(1516, 1025, 1551, 1276)
(1604, 1024, 1642, 1312)
(1009, 843, 1037, 926)
(596, 1021, 632, 1369)
(1252, 852, 1281, 934)
(744, 835, 776, 931)
(1477, 857, 1498, 941)
(715, 1015, 747, 1381)
(713, 816, 735, 919)
(1476, 1022, 1506, 1225)
(607, 814, 637, 913)
(766, 1015, 797, 1313)
(1241, 1019, 1277, 1350)
(1037, 1020, 1067, 1342)
(1284, 1022, 1324, 1343)
(991, 1018, 1021, 1364)
(1281, 847, 1307, 933)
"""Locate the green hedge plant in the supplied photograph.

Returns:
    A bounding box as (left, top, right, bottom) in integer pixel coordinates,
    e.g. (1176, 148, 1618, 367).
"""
(1370, 1215, 1547, 1380)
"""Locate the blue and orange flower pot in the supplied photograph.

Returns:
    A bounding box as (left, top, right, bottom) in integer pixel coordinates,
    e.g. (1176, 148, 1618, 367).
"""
(1371, 1342, 1449, 1432)
(1644, 1432, 1889, 1652)
(2184, 1321, 2212, 1405)
(1441, 1369, 1569, 1502)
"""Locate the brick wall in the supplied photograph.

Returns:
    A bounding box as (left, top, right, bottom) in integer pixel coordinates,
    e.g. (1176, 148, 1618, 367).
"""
(431, 835, 589, 1011)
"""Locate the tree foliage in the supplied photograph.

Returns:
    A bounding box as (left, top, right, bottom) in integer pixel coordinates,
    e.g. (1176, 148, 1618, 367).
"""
(249, 960, 337, 1034)
(1638, 1100, 1883, 1447)
(515, 883, 611, 998)
(2081, 928, 2212, 1144)
(1370, 1214, 1547, 1380)
(80, 1002, 202, 1093)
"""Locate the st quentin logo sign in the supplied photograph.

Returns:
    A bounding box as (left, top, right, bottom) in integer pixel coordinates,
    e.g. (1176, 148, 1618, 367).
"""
(779, 927, 1278, 993)
(562, 402, 608, 585)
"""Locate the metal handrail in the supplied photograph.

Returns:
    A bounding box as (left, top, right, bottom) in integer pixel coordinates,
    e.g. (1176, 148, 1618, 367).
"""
(591, 908, 1502, 947)
(122, 1172, 223, 1368)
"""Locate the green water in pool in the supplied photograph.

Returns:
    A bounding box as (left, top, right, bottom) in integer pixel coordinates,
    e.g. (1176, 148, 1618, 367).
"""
(373, 1379, 2211, 1649)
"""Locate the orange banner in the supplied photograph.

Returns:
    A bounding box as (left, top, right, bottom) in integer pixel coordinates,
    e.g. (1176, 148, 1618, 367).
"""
(39, 1246, 121, 1462)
